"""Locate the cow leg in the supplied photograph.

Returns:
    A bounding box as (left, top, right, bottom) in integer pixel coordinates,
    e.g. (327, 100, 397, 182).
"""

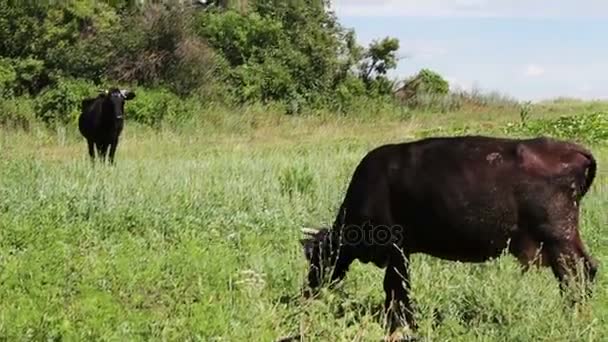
(384, 249, 416, 333)
(572, 230, 599, 286)
(97, 143, 109, 163)
(86, 139, 95, 161)
(108, 139, 119, 165)
(539, 195, 598, 299)
(545, 234, 597, 300)
(95, 143, 103, 162)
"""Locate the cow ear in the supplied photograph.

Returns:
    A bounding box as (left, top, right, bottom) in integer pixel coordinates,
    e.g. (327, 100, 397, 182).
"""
(121, 90, 136, 100)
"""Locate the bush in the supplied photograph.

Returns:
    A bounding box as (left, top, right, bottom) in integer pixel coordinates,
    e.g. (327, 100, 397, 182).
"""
(0, 58, 16, 96)
(418, 69, 449, 95)
(331, 75, 367, 113)
(397, 69, 449, 99)
(0, 96, 35, 130)
(504, 112, 608, 145)
(0, 57, 49, 96)
(110, 3, 216, 97)
(125, 88, 203, 128)
(395, 69, 452, 111)
(34, 78, 98, 125)
(42, 2, 120, 83)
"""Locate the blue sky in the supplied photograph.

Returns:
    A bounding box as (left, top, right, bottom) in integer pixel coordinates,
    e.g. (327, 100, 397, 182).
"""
(332, 0, 608, 101)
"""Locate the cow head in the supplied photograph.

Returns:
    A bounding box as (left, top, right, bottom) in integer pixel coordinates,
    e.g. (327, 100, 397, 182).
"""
(104, 88, 136, 120)
(300, 227, 339, 291)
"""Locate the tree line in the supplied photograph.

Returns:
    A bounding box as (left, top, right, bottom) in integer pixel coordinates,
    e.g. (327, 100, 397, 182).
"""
(0, 0, 452, 127)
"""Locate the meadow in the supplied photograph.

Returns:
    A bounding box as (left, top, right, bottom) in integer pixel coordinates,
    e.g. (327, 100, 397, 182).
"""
(0, 102, 607, 341)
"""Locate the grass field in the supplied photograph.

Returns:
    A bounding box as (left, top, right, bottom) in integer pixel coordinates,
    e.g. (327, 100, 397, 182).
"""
(0, 107, 607, 341)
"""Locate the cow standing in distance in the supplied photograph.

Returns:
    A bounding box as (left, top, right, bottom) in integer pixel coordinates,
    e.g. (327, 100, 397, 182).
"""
(78, 88, 136, 164)
(301, 135, 598, 334)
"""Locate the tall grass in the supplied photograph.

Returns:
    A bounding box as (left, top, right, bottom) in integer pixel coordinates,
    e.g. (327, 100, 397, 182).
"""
(0, 105, 607, 340)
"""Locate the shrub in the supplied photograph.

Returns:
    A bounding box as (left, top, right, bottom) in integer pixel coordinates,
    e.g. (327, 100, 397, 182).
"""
(504, 112, 608, 145)
(417, 69, 450, 95)
(110, 3, 216, 97)
(0, 57, 49, 96)
(395, 69, 453, 111)
(42, 2, 120, 83)
(0, 58, 16, 96)
(331, 75, 367, 113)
(0, 96, 35, 130)
(34, 78, 97, 125)
(396, 69, 449, 100)
(125, 88, 203, 128)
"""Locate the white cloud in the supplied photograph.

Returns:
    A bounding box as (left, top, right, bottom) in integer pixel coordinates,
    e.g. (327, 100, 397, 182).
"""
(524, 64, 545, 77)
(331, 0, 608, 18)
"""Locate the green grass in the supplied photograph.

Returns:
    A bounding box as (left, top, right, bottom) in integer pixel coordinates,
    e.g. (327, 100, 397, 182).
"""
(0, 107, 607, 341)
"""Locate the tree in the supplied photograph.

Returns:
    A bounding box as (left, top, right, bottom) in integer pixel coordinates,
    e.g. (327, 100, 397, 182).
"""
(358, 37, 400, 94)
(197, 0, 363, 106)
(0, 0, 409, 116)
(108, 2, 216, 96)
(396, 68, 449, 99)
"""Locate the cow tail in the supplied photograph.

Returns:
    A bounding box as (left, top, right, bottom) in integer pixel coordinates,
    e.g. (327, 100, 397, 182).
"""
(575, 146, 597, 197)
(583, 152, 597, 197)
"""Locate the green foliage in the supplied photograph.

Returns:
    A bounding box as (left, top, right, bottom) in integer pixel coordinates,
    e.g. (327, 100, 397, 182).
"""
(519, 101, 533, 124)
(199, 9, 298, 103)
(0, 58, 16, 96)
(413, 69, 449, 95)
(0, 0, 407, 120)
(504, 112, 608, 144)
(0, 1, 216, 97)
(0, 2, 48, 59)
(0, 0, 536, 129)
(42, 2, 120, 82)
(199, 10, 283, 68)
(0, 1, 119, 88)
(197, 0, 396, 108)
(333, 75, 367, 112)
(34, 78, 97, 125)
(110, 3, 216, 96)
(395, 69, 452, 111)
(358, 37, 400, 95)
(0, 97, 34, 129)
(0, 58, 48, 96)
(125, 87, 203, 128)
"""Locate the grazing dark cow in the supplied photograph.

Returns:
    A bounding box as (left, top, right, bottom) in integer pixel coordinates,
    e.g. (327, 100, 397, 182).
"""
(301, 135, 598, 333)
(78, 88, 136, 164)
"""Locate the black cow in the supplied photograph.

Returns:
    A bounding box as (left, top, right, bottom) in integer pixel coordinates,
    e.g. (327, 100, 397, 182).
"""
(301, 135, 598, 334)
(78, 88, 136, 164)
